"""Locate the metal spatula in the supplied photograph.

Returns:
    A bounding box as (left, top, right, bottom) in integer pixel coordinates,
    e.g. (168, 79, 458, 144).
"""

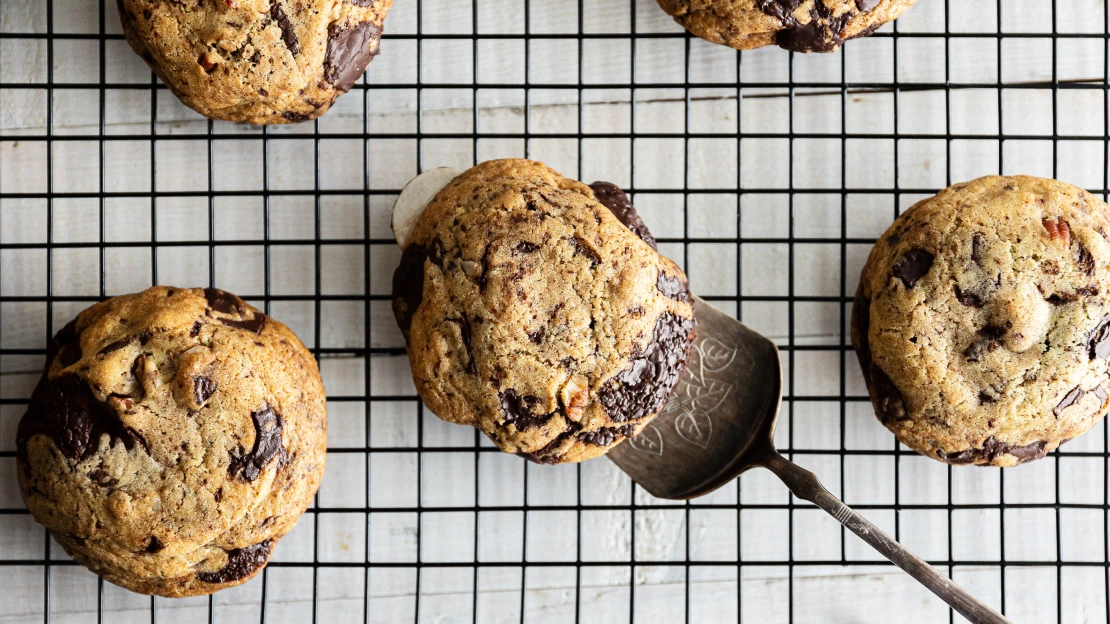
(391, 169, 1010, 624)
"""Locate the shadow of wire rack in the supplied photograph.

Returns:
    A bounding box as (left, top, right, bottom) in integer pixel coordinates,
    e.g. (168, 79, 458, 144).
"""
(1, 0, 1109, 622)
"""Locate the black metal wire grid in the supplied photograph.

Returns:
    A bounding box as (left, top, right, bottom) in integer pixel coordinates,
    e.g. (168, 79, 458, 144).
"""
(1, 0, 1110, 621)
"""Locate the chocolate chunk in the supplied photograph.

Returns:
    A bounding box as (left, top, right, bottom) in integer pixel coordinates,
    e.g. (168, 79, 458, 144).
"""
(978, 391, 996, 404)
(391, 245, 431, 342)
(953, 285, 984, 308)
(143, 536, 164, 554)
(446, 317, 476, 375)
(657, 272, 692, 304)
(599, 312, 695, 422)
(190, 322, 202, 338)
(197, 540, 273, 584)
(1089, 315, 1110, 360)
(228, 405, 284, 482)
(518, 421, 581, 464)
(52, 320, 83, 368)
(1076, 242, 1095, 275)
(971, 233, 985, 264)
(851, 289, 872, 380)
(936, 436, 1048, 465)
(588, 182, 657, 249)
(1047, 292, 1077, 305)
(1077, 286, 1100, 297)
(194, 375, 215, 407)
(204, 288, 245, 315)
(578, 424, 635, 447)
(269, 2, 299, 55)
(17, 374, 146, 462)
(1054, 386, 1085, 417)
(869, 363, 908, 423)
(98, 338, 130, 356)
(892, 249, 935, 288)
(758, 0, 853, 53)
(324, 21, 382, 92)
(569, 236, 602, 267)
(499, 390, 555, 431)
(282, 111, 312, 123)
(527, 327, 545, 345)
(856, 0, 880, 11)
(221, 314, 267, 334)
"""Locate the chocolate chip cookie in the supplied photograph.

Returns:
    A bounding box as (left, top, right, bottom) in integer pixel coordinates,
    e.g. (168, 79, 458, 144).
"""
(392, 159, 696, 464)
(117, 0, 392, 124)
(17, 287, 327, 596)
(657, 0, 918, 53)
(852, 176, 1110, 467)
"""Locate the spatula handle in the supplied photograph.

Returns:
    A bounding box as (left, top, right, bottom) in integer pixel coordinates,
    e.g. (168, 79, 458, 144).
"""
(762, 451, 1011, 624)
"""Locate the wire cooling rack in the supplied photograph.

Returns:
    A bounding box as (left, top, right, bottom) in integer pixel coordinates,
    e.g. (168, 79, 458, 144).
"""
(2, 0, 1110, 622)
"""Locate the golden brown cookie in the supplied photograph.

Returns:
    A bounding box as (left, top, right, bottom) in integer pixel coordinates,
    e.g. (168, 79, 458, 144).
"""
(852, 176, 1110, 466)
(17, 286, 327, 596)
(391, 159, 696, 464)
(657, 0, 918, 53)
(117, 0, 392, 124)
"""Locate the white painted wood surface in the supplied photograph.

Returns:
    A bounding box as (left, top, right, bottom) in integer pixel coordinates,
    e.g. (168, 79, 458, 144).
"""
(2, 0, 1110, 622)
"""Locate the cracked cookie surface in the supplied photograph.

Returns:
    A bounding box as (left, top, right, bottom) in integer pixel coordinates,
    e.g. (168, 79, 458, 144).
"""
(117, 0, 392, 124)
(17, 286, 327, 596)
(852, 176, 1110, 466)
(657, 0, 917, 53)
(392, 159, 696, 464)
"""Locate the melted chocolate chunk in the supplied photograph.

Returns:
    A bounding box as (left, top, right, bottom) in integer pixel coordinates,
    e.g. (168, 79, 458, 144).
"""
(97, 338, 130, 356)
(391, 245, 432, 342)
(190, 322, 203, 338)
(324, 21, 382, 92)
(518, 422, 582, 464)
(971, 233, 985, 265)
(515, 241, 540, 254)
(891, 249, 935, 289)
(228, 406, 284, 482)
(588, 181, 657, 249)
(447, 317, 476, 375)
(598, 312, 695, 422)
(1047, 292, 1077, 305)
(197, 540, 273, 584)
(52, 320, 82, 368)
(269, 2, 299, 55)
(578, 424, 635, 447)
(569, 236, 602, 267)
(1076, 242, 1095, 275)
(953, 285, 984, 308)
(204, 288, 245, 315)
(1089, 315, 1110, 360)
(499, 390, 556, 431)
(657, 272, 692, 304)
(194, 375, 215, 407)
(17, 374, 145, 462)
(936, 436, 1048, 465)
(851, 289, 872, 380)
(221, 314, 267, 334)
(527, 327, 545, 345)
(1054, 386, 1085, 417)
(144, 536, 164, 554)
(758, 0, 854, 53)
(869, 363, 907, 423)
(856, 0, 880, 11)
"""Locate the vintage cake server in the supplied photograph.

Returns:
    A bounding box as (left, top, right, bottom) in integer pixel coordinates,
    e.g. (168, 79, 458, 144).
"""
(391, 168, 1010, 624)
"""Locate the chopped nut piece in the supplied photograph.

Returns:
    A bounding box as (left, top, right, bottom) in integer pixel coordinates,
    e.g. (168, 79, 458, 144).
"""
(1042, 216, 1071, 246)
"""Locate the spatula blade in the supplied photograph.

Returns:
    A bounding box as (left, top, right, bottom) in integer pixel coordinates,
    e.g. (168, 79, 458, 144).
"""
(606, 297, 783, 500)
